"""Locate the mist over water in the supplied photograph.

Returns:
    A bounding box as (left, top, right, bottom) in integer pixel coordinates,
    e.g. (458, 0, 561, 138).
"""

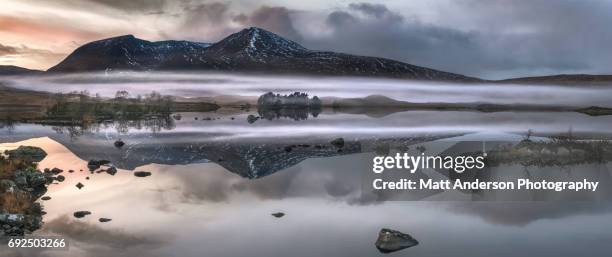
(3, 72, 612, 107)
(3, 72, 612, 257)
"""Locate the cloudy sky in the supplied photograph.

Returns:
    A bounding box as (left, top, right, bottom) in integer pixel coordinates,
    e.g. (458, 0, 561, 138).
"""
(1, 0, 611, 79)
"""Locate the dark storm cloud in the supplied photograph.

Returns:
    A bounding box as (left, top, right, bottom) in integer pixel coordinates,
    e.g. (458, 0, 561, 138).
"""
(7, 0, 611, 77)
(0, 43, 19, 55)
(302, 1, 612, 79)
(348, 3, 400, 20)
(0, 43, 65, 64)
(325, 11, 356, 27)
(308, 5, 487, 78)
(175, 2, 236, 41)
(234, 6, 303, 41)
(174, 2, 302, 43)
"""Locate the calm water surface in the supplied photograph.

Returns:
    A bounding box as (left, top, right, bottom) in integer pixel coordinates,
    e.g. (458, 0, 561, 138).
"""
(1, 109, 612, 257)
(2, 73, 612, 256)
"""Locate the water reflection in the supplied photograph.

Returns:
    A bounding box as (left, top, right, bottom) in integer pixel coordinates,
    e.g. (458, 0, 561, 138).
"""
(1, 137, 611, 257)
(2, 108, 612, 256)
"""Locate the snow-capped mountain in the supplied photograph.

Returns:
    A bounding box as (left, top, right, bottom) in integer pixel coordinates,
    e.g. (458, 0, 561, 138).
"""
(48, 27, 478, 81)
(47, 35, 211, 72)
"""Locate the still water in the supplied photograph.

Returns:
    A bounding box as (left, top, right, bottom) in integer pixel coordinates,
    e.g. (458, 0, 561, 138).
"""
(1, 108, 612, 256)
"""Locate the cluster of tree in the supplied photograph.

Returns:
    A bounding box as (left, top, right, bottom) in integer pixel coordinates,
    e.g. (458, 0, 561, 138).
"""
(48, 90, 174, 120)
(257, 92, 322, 109)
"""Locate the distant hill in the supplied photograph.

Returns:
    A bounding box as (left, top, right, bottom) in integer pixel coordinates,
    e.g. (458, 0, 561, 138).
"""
(0, 82, 51, 108)
(48, 27, 479, 82)
(0, 65, 42, 76)
(497, 74, 612, 85)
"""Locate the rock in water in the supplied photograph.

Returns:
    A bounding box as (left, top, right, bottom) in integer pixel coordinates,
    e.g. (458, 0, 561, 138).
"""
(99, 218, 112, 223)
(247, 115, 259, 124)
(106, 167, 117, 176)
(271, 212, 285, 218)
(114, 140, 125, 148)
(73, 211, 91, 218)
(6, 146, 47, 162)
(55, 175, 65, 182)
(87, 159, 111, 171)
(134, 171, 152, 177)
(375, 228, 419, 253)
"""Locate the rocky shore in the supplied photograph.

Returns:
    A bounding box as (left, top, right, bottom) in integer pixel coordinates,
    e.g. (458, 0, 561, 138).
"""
(0, 146, 61, 236)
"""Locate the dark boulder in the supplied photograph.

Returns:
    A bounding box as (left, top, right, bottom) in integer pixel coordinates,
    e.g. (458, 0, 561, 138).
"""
(375, 228, 419, 253)
(247, 115, 259, 124)
(134, 171, 152, 177)
(106, 167, 117, 176)
(55, 175, 65, 182)
(6, 146, 47, 162)
(271, 212, 285, 218)
(73, 211, 91, 218)
(87, 160, 111, 171)
(114, 140, 125, 148)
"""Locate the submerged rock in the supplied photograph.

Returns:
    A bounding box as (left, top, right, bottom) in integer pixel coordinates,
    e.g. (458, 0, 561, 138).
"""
(106, 167, 117, 176)
(87, 160, 111, 171)
(375, 228, 419, 253)
(134, 171, 152, 177)
(73, 211, 91, 218)
(99, 218, 112, 223)
(271, 212, 285, 218)
(55, 175, 65, 182)
(114, 140, 125, 148)
(247, 115, 259, 124)
(331, 138, 345, 148)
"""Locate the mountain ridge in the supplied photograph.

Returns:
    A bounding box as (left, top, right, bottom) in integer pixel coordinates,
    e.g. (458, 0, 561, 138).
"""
(0, 65, 43, 75)
(5, 27, 612, 84)
(498, 74, 612, 85)
(47, 27, 479, 82)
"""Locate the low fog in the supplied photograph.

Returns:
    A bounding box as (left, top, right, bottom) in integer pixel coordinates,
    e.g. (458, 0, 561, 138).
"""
(3, 72, 612, 107)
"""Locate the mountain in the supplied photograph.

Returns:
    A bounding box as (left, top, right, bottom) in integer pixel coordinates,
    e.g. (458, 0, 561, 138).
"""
(497, 74, 612, 85)
(0, 65, 43, 76)
(47, 35, 211, 72)
(48, 27, 478, 82)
